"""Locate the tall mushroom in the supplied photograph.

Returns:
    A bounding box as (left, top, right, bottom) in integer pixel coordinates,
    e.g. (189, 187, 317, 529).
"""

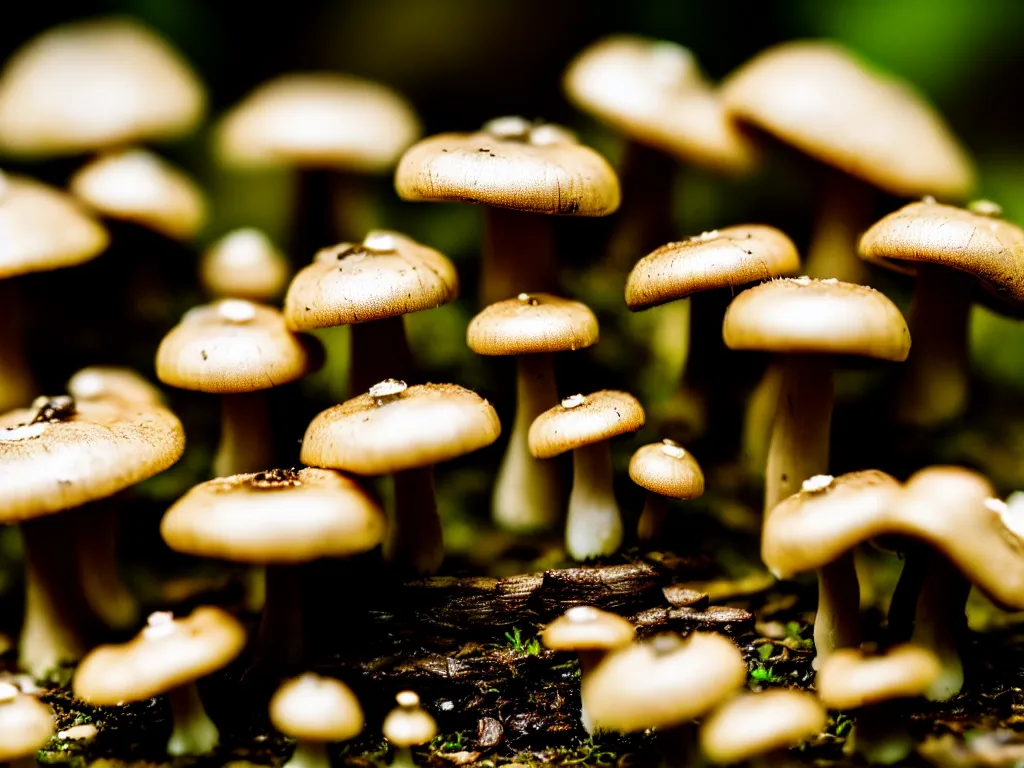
(528, 390, 645, 561)
(302, 381, 501, 574)
(200, 228, 290, 302)
(467, 292, 599, 532)
(722, 277, 910, 512)
(628, 439, 705, 544)
(383, 691, 437, 768)
(270, 673, 364, 768)
(395, 116, 621, 304)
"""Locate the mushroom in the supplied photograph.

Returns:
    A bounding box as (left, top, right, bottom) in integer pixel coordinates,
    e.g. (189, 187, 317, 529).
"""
(215, 73, 420, 257)
(0, 682, 54, 768)
(73, 607, 246, 756)
(0, 393, 184, 677)
(722, 277, 910, 513)
(395, 116, 620, 304)
(628, 439, 705, 544)
(156, 299, 322, 477)
(302, 381, 501, 574)
(0, 172, 108, 411)
(284, 230, 458, 396)
(467, 292, 599, 532)
(722, 41, 974, 283)
(540, 606, 634, 733)
(383, 691, 437, 768)
(161, 468, 385, 668)
(270, 673, 363, 768)
(528, 390, 645, 561)
(816, 644, 940, 765)
(699, 689, 826, 766)
(859, 198, 1024, 426)
(200, 228, 290, 302)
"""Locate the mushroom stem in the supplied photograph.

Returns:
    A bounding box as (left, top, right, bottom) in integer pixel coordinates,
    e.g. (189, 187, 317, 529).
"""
(481, 207, 557, 305)
(391, 746, 416, 768)
(887, 545, 928, 642)
(604, 140, 675, 271)
(291, 169, 335, 264)
(284, 739, 332, 768)
(764, 355, 833, 514)
(388, 467, 443, 575)
(255, 565, 304, 669)
(166, 681, 220, 756)
(849, 704, 914, 766)
(214, 391, 273, 478)
(349, 317, 413, 398)
(75, 504, 138, 631)
(0, 281, 33, 412)
(910, 554, 970, 701)
(492, 354, 562, 532)
(577, 649, 604, 734)
(566, 440, 623, 561)
(896, 264, 971, 426)
(637, 492, 669, 544)
(740, 361, 784, 477)
(812, 553, 861, 669)
(804, 170, 872, 284)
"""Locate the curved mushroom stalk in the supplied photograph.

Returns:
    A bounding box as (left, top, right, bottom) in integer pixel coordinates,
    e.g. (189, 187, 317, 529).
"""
(167, 681, 220, 757)
(255, 565, 305, 670)
(349, 316, 413, 399)
(482, 207, 557, 305)
(848, 705, 914, 766)
(637, 493, 668, 544)
(389, 467, 443, 575)
(804, 171, 873, 284)
(215, 391, 274, 478)
(76, 506, 139, 631)
(910, 555, 970, 701)
(566, 441, 623, 561)
(576, 649, 606, 735)
(285, 740, 332, 768)
(812, 553, 861, 669)
(740, 361, 784, 477)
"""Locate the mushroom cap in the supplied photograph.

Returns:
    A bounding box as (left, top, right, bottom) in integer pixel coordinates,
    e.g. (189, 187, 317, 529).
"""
(302, 382, 501, 474)
(582, 632, 746, 732)
(467, 293, 599, 356)
(200, 228, 290, 302)
(270, 673, 364, 742)
(528, 390, 645, 459)
(67, 366, 165, 406)
(283, 231, 459, 330)
(563, 35, 756, 174)
(721, 41, 973, 199)
(216, 73, 420, 172)
(73, 607, 246, 705)
(699, 689, 826, 764)
(0, 395, 184, 522)
(816, 644, 941, 709)
(0, 173, 109, 279)
(625, 225, 801, 310)
(156, 300, 322, 393)
(859, 199, 1024, 306)
(0, 684, 55, 762)
(541, 605, 635, 651)
(394, 116, 621, 216)
(382, 691, 437, 748)
(0, 17, 205, 157)
(161, 468, 385, 564)
(722, 277, 911, 361)
(69, 148, 206, 240)
(628, 439, 705, 500)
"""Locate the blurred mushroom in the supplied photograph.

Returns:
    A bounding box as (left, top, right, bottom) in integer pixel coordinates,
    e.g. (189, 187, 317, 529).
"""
(467, 292, 599, 533)
(200, 228, 290, 302)
(629, 439, 704, 544)
(383, 691, 436, 768)
(699, 689, 826, 765)
(270, 673, 364, 768)
(0, 681, 54, 768)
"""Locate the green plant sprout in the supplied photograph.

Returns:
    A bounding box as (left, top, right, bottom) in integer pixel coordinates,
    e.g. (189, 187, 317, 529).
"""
(504, 627, 541, 655)
(749, 662, 781, 684)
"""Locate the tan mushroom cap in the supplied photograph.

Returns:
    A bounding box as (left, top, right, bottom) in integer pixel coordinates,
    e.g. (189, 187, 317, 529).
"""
(0, 395, 184, 522)
(817, 644, 941, 709)
(382, 691, 437, 748)
(156, 300, 321, 393)
(564, 35, 756, 174)
(722, 41, 974, 199)
(200, 228, 289, 301)
(161, 468, 385, 564)
(73, 607, 246, 705)
(302, 382, 501, 474)
(625, 225, 800, 310)
(395, 116, 621, 216)
(216, 73, 420, 172)
(859, 199, 1024, 304)
(541, 606, 635, 651)
(67, 366, 164, 406)
(467, 293, 598, 355)
(270, 673, 364, 742)
(528, 390, 645, 459)
(699, 690, 826, 764)
(0, 683, 55, 762)
(0, 17, 205, 157)
(582, 632, 746, 733)
(629, 439, 705, 499)
(284, 231, 459, 330)
(722, 277, 911, 361)
(0, 173, 109, 279)
(69, 149, 206, 240)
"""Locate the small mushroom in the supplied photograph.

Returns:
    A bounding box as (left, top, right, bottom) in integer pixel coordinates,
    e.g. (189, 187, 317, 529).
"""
(629, 439, 704, 543)
(699, 689, 826, 765)
(73, 607, 246, 756)
(0, 682, 54, 768)
(467, 292, 599, 532)
(270, 672, 364, 768)
(540, 606, 634, 733)
(529, 390, 645, 561)
(200, 228, 290, 302)
(383, 691, 437, 768)
(302, 381, 501, 574)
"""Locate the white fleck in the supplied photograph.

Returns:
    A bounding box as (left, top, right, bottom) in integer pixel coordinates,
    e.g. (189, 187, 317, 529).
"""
(660, 439, 686, 459)
(565, 605, 600, 622)
(802, 474, 835, 493)
(920, 195, 937, 204)
(58, 724, 99, 741)
(969, 199, 1002, 218)
(439, 700, 455, 711)
(363, 232, 397, 252)
(0, 422, 47, 442)
(791, 276, 812, 286)
(562, 394, 586, 409)
(483, 116, 531, 140)
(142, 610, 176, 640)
(218, 299, 257, 323)
(697, 230, 720, 241)
(530, 124, 575, 147)
(369, 379, 408, 399)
